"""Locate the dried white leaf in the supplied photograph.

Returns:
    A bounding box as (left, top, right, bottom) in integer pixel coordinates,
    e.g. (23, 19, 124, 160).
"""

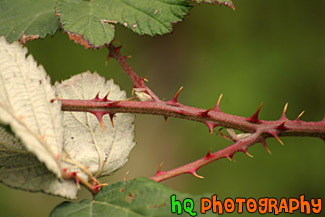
(56, 72, 135, 181)
(0, 125, 77, 199)
(0, 37, 62, 177)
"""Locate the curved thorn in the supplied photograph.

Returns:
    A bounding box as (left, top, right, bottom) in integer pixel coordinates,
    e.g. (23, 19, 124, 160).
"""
(247, 102, 263, 124)
(94, 92, 100, 100)
(174, 86, 184, 99)
(243, 149, 254, 158)
(167, 86, 184, 105)
(192, 172, 204, 179)
(283, 103, 288, 114)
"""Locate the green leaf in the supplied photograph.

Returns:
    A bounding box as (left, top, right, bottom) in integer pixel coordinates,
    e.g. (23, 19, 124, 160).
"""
(193, 0, 235, 10)
(0, 124, 78, 199)
(51, 178, 216, 217)
(56, 0, 192, 48)
(0, 0, 59, 43)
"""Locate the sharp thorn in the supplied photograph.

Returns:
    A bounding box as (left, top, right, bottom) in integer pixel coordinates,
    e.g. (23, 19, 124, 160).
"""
(157, 161, 164, 173)
(143, 77, 149, 82)
(205, 147, 213, 158)
(261, 139, 272, 155)
(174, 86, 183, 100)
(124, 55, 132, 59)
(164, 116, 168, 124)
(91, 112, 107, 131)
(296, 111, 305, 121)
(176, 86, 183, 96)
(227, 156, 232, 161)
(104, 91, 111, 100)
(200, 107, 213, 117)
(99, 120, 106, 131)
(275, 119, 288, 131)
(283, 103, 288, 114)
(109, 113, 115, 127)
(276, 136, 284, 145)
(205, 122, 218, 134)
(247, 102, 263, 124)
(50, 97, 61, 103)
(268, 131, 284, 145)
(166, 86, 183, 105)
(192, 172, 204, 179)
(95, 92, 100, 100)
(243, 149, 254, 158)
(123, 171, 130, 181)
(214, 93, 223, 111)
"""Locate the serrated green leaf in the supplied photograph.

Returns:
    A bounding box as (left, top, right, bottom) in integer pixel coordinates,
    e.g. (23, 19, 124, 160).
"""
(0, 124, 78, 199)
(0, 0, 59, 43)
(193, 0, 235, 10)
(56, 0, 192, 48)
(56, 72, 135, 182)
(51, 178, 216, 217)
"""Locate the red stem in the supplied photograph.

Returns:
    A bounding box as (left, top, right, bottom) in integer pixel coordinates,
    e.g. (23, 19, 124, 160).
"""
(61, 99, 325, 139)
(59, 43, 325, 183)
(107, 44, 161, 102)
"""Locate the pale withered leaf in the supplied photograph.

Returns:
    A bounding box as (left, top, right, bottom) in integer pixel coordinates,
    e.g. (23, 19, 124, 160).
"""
(0, 37, 62, 177)
(56, 72, 135, 181)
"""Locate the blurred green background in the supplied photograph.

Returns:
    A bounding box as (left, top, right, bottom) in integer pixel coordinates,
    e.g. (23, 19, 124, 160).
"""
(1, 1, 324, 216)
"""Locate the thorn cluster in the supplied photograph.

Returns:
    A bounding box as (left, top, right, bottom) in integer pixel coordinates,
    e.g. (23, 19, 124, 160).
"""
(90, 92, 118, 130)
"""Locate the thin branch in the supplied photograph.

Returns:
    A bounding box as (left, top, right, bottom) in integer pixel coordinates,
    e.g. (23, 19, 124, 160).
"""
(57, 43, 325, 185)
(107, 44, 161, 102)
(60, 99, 325, 139)
(150, 131, 262, 182)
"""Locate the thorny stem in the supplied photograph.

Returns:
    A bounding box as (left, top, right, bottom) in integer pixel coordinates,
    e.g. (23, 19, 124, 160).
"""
(107, 44, 161, 102)
(60, 44, 325, 185)
(61, 99, 325, 138)
(62, 170, 97, 195)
